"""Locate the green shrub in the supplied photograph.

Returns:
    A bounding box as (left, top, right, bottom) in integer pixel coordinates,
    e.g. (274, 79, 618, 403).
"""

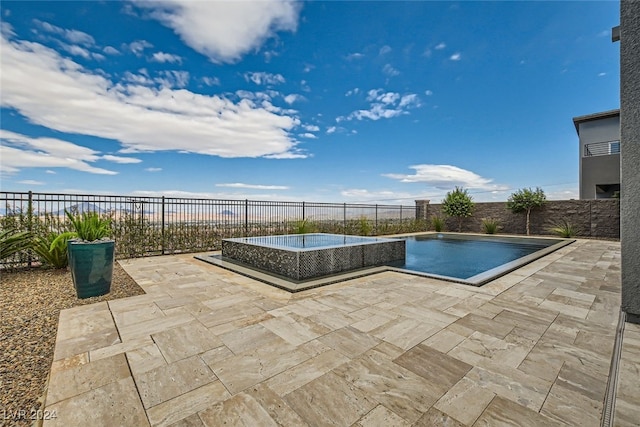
(507, 187, 546, 235)
(549, 219, 578, 238)
(481, 218, 501, 234)
(0, 229, 33, 261)
(431, 215, 444, 232)
(357, 216, 373, 236)
(442, 187, 474, 232)
(293, 218, 316, 234)
(33, 232, 69, 268)
(52, 210, 112, 249)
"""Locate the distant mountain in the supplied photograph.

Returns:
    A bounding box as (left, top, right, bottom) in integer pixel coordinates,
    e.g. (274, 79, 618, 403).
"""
(57, 202, 105, 215)
(220, 209, 235, 216)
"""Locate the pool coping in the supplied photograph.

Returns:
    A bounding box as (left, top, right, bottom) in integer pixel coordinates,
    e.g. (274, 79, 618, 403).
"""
(196, 232, 575, 292)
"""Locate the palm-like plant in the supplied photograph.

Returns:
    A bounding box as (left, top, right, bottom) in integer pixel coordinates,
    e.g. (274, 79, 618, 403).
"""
(481, 218, 501, 234)
(431, 215, 444, 232)
(0, 229, 33, 261)
(33, 232, 69, 268)
(52, 210, 112, 246)
(549, 219, 579, 238)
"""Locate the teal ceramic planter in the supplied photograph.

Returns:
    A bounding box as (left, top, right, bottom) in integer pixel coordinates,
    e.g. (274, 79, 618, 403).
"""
(67, 240, 115, 299)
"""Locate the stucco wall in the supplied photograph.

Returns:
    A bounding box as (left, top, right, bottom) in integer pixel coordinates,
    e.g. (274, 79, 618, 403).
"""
(415, 199, 620, 239)
(621, 0, 640, 320)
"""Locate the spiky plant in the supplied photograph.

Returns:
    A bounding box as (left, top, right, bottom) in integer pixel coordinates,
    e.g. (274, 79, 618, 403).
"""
(0, 229, 33, 261)
(431, 215, 444, 232)
(549, 219, 579, 238)
(481, 218, 501, 234)
(33, 232, 69, 268)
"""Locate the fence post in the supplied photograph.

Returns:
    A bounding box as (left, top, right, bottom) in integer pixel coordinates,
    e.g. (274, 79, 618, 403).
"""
(27, 191, 33, 267)
(302, 201, 305, 222)
(375, 204, 378, 235)
(244, 199, 249, 236)
(161, 196, 165, 255)
(343, 203, 347, 234)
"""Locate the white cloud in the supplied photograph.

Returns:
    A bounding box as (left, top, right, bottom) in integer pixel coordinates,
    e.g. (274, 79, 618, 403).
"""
(435, 42, 446, 50)
(423, 48, 432, 57)
(245, 71, 285, 85)
(152, 51, 182, 63)
(345, 88, 360, 97)
(449, 52, 462, 61)
(326, 126, 337, 134)
(126, 39, 153, 56)
(299, 133, 317, 139)
(399, 94, 419, 108)
(0, 130, 120, 175)
(346, 52, 364, 61)
(145, 167, 162, 172)
(156, 70, 190, 88)
(36, 20, 96, 47)
(379, 45, 392, 55)
(216, 183, 289, 190)
(18, 180, 45, 185)
(103, 46, 119, 55)
(425, 90, 433, 96)
(382, 63, 400, 77)
(303, 124, 319, 132)
(284, 93, 305, 104)
(1, 34, 305, 159)
(132, 0, 301, 64)
(202, 76, 220, 86)
(598, 72, 606, 77)
(340, 89, 420, 122)
(101, 155, 142, 164)
(383, 164, 508, 191)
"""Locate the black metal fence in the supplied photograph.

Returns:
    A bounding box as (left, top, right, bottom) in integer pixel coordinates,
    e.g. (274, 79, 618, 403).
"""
(1, 191, 423, 267)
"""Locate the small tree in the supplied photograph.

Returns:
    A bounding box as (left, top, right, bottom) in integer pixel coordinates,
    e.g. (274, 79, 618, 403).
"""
(507, 187, 546, 235)
(442, 187, 474, 232)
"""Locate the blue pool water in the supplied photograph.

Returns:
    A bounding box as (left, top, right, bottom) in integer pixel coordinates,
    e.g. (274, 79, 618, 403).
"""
(396, 234, 554, 280)
(228, 233, 393, 250)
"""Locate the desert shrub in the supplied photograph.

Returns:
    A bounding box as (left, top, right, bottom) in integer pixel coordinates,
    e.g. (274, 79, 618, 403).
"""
(549, 219, 579, 238)
(481, 218, 501, 234)
(431, 215, 444, 232)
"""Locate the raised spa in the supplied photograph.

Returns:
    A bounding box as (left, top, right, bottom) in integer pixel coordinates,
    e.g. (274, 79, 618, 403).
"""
(222, 233, 405, 281)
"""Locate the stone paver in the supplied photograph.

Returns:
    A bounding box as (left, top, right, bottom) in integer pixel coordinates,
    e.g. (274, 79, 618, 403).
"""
(41, 239, 639, 426)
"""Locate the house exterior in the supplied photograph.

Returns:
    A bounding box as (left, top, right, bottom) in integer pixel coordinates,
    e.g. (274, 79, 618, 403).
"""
(573, 109, 621, 199)
(620, 1, 640, 323)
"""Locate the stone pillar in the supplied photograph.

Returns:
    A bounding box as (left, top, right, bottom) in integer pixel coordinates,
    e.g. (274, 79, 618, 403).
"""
(620, 0, 640, 323)
(415, 200, 430, 221)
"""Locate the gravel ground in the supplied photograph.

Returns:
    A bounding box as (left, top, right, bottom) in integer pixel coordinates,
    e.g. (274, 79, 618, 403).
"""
(0, 263, 145, 427)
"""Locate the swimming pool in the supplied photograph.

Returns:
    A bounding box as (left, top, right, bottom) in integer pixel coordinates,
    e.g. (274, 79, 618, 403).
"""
(196, 232, 572, 291)
(221, 233, 405, 281)
(390, 233, 572, 285)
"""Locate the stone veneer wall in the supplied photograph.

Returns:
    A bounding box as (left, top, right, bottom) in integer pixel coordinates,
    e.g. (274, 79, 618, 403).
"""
(415, 199, 619, 239)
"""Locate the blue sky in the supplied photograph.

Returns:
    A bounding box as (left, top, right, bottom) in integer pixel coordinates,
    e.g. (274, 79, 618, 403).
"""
(0, 1, 620, 204)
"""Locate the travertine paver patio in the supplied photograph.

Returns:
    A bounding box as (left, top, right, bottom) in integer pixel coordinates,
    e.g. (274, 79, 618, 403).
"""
(42, 239, 640, 426)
